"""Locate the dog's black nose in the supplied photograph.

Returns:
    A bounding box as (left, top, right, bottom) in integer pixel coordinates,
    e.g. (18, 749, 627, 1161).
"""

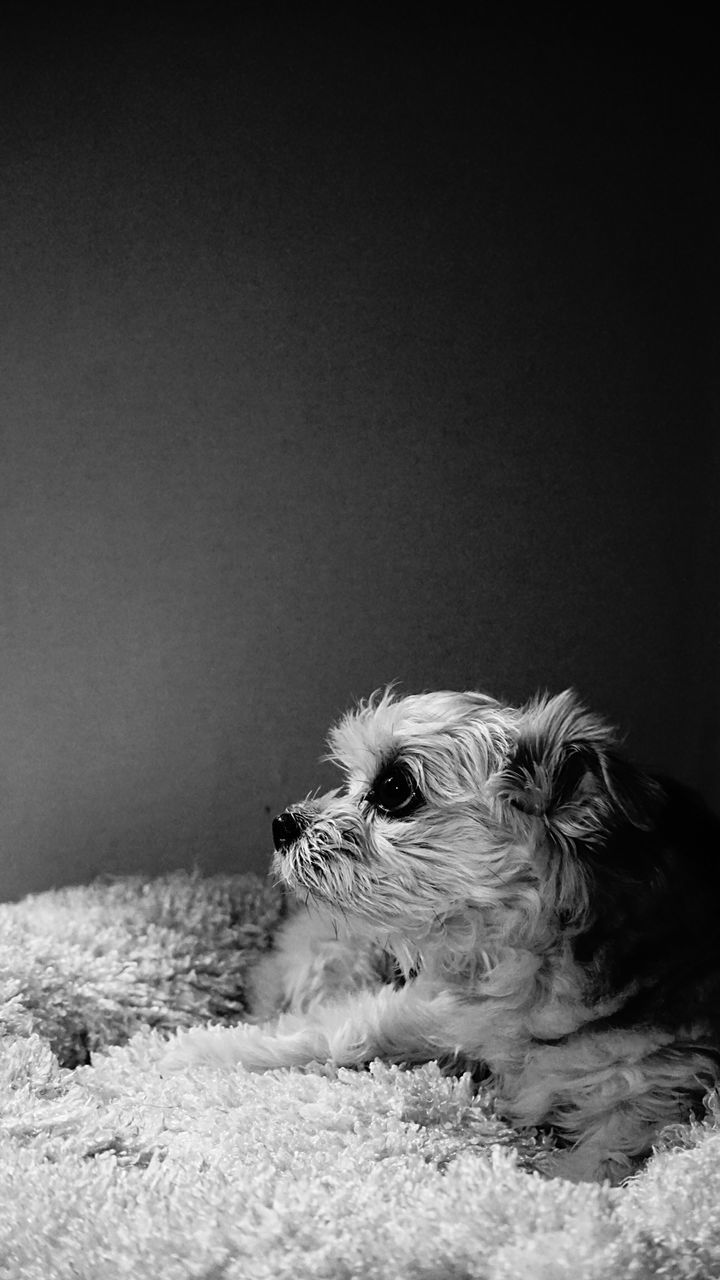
(272, 810, 308, 852)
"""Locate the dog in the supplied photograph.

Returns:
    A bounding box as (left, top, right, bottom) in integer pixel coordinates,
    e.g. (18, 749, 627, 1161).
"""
(162, 687, 720, 1183)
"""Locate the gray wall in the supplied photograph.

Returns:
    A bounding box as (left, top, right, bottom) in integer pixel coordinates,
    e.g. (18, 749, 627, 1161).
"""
(1, 15, 717, 900)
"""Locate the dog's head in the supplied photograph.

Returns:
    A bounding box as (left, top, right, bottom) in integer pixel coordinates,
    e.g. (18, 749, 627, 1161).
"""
(271, 687, 661, 964)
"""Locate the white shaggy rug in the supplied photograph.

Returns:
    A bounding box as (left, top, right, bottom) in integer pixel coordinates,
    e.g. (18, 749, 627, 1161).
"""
(1, 871, 719, 1279)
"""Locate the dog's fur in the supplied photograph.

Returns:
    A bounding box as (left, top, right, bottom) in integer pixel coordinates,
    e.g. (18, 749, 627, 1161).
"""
(163, 688, 720, 1183)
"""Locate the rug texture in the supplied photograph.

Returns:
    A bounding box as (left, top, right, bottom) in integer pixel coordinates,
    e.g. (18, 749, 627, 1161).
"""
(1, 870, 719, 1279)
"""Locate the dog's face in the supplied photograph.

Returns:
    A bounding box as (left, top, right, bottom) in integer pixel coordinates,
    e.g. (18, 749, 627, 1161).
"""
(271, 688, 659, 962)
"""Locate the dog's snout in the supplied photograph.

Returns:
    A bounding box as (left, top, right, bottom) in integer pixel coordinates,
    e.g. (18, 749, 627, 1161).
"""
(272, 809, 309, 852)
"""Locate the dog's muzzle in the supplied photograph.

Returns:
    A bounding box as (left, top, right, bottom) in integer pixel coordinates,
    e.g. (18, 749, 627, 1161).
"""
(272, 809, 309, 852)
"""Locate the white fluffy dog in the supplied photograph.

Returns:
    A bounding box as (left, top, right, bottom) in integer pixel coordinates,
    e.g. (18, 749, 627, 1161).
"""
(162, 688, 720, 1183)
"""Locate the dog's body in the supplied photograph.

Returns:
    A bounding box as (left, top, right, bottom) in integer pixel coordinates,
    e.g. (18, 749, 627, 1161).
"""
(164, 688, 720, 1183)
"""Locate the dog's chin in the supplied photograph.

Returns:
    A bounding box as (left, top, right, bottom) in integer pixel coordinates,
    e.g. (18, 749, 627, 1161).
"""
(274, 845, 449, 964)
(272, 843, 362, 910)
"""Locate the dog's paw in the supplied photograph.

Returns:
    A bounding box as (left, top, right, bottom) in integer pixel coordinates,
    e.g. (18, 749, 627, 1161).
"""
(542, 1144, 636, 1186)
(158, 1015, 333, 1074)
(158, 1024, 270, 1074)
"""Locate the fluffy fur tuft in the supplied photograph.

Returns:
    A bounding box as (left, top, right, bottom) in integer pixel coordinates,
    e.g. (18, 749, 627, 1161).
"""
(162, 687, 720, 1184)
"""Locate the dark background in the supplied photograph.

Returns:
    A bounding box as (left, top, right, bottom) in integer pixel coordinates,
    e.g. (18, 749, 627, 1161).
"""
(1, 11, 717, 901)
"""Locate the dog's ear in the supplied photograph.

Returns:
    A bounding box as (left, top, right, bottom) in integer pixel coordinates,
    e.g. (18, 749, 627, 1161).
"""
(493, 690, 660, 839)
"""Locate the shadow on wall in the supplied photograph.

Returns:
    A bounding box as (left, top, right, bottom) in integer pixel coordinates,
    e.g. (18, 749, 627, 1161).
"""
(0, 13, 716, 899)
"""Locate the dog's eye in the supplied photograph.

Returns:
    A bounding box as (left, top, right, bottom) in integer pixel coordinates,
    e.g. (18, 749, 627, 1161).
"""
(368, 764, 423, 817)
